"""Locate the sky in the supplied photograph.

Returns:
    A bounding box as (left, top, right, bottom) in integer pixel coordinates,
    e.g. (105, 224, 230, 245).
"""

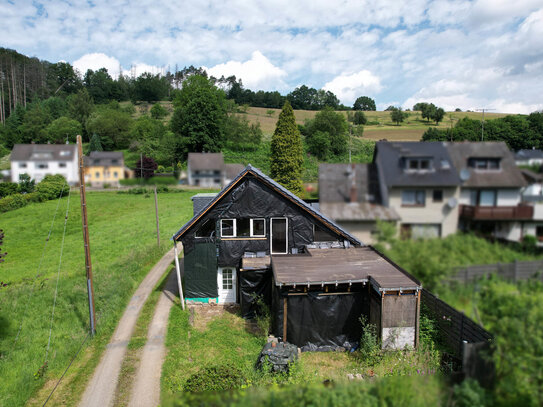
(1, 0, 543, 113)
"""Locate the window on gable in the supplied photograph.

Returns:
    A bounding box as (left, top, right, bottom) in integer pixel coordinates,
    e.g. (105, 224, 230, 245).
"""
(195, 219, 216, 238)
(401, 190, 426, 206)
(19, 163, 27, 168)
(314, 225, 337, 242)
(221, 219, 235, 237)
(37, 163, 48, 169)
(59, 163, 67, 168)
(433, 190, 443, 202)
(237, 219, 250, 237)
(251, 219, 265, 237)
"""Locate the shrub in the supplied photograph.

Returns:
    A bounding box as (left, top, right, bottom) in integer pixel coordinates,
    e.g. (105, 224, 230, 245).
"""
(35, 175, 69, 200)
(24, 192, 43, 203)
(183, 365, 246, 393)
(0, 193, 27, 212)
(0, 182, 18, 198)
(358, 315, 381, 366)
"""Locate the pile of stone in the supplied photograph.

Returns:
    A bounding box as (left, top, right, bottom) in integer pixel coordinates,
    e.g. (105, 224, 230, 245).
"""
(257, 341, 298, 373)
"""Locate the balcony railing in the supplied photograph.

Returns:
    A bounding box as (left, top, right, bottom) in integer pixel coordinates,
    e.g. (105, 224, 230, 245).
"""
(460, 204, 534, 220)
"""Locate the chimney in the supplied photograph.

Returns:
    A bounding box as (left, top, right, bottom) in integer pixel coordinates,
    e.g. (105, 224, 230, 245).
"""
(349, 163, 357, 203)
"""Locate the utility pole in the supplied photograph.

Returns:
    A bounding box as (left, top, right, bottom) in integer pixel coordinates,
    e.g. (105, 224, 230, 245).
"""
(475, 108, 496, 141)
(154, 186, 160, 247)
(77, 135, 96, 335)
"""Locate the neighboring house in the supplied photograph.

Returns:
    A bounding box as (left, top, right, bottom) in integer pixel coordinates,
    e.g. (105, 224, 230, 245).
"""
(186, 152, 243, 188)
(519, 169, 543, 244)
(373, 142, 461, 239)
(10, 143, 78, 185)
(173, 165, 422, 350)
(84, 151, 125, 187)
(446, 142, 530, 242)
(515, 149, 543, 167)
(319, 163, 399, 243)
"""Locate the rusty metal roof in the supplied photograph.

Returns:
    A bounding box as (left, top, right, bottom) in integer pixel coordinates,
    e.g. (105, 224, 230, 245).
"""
(271, 247, 421, 291)
(319, 202, 400, 221)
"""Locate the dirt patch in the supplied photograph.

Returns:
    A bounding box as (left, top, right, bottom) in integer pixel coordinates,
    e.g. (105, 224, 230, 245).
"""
(190, 304, 240, 332)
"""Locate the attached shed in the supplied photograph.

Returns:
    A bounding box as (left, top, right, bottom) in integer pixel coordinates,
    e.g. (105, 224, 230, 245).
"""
(269, 247, 421, 351)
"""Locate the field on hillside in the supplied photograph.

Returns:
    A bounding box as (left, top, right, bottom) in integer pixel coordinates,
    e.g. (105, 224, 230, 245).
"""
(129, 102, 509, 142)
(0, 190, 211, 406)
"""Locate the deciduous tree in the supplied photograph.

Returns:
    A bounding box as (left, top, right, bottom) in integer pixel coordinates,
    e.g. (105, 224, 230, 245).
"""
(353, 96, 376, 111)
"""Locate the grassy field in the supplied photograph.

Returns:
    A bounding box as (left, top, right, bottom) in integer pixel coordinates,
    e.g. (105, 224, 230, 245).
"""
(0, 189, 213, 406)
(161, 308, 440, 403)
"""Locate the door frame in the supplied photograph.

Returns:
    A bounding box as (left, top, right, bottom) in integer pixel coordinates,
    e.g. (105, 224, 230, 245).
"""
(217, 266, 237, 304)
(270, 217, 288, 254)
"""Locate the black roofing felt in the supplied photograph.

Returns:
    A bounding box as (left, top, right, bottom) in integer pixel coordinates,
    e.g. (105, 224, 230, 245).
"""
(172, 164, 361, 245)
(375, 141, 461, 187)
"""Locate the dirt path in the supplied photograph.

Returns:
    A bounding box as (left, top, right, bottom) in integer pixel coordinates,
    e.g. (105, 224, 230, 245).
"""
(78, 246, 177, 407)
(128, 265, 180, 407)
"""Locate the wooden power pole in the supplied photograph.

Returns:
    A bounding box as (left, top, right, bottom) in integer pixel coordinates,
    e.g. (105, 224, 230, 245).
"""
(77, 135, 96, 335)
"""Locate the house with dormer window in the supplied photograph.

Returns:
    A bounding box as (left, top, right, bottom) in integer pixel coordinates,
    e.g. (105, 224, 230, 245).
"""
(10, 144, 78, 185)
(373, 141, 461, 238)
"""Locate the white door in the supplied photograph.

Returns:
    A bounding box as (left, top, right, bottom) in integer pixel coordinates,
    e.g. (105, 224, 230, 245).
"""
(217, 267, 236, 303)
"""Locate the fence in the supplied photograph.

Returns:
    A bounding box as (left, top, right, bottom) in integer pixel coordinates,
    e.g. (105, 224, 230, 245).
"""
(449, 259, 543, 284)
(421, 289, 495, 387)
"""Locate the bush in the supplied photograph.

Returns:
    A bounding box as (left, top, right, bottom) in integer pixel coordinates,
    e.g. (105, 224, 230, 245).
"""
(358, 316, 381, 366)
(24, 192, 43, 203)
(0, 182, 18, 198)
(0, 193, 27, 213)
(35, 175, 69, 200)
(183, 365, 246, 393)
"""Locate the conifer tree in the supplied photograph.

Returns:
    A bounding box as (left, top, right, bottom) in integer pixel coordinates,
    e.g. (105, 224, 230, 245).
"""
(88, 133, 103, 152)
(270, 101, 303, 194)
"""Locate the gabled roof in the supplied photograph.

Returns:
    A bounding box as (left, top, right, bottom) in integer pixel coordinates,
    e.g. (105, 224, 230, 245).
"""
(374, 141, 460, 187)
(84, 151, 124, 167)
(515, 149, 543, 160)
(11, 144, 76, 162)
(320, 202, 400, 222)
(446, 142, 527, 188)
(187, 152, 225, 171)
(225, 163, 245, 179)
(172, 164, 362, 245)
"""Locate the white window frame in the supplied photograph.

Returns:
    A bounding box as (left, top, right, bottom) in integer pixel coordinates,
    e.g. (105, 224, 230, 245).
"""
(250, 218, 266, 237)
(220, 219, 236, 237)
(270, 217, 288, 254)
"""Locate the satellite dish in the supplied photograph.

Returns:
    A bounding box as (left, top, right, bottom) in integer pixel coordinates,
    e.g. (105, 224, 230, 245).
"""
(447, 197, 458, 209)
(460, 168, 471, 182)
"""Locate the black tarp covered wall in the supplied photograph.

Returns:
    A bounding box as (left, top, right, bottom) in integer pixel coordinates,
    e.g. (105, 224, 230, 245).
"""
(184, 242, 218, 298)
(239, 269, 272, 318)
(181, 175, 347, 268)
(272, 286, 370, 351)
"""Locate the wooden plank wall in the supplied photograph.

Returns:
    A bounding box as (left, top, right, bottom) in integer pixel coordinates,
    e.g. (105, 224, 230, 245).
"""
(449, 259, 543, 284)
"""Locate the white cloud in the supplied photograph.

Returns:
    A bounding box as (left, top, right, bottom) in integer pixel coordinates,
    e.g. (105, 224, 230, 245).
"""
(73, 53, 122, 78)
(206, 51, 287, 91)
(323, 70, 382, 106)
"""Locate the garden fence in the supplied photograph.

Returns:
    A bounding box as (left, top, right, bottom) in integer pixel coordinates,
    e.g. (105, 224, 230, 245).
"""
(449, 259, 543, 284)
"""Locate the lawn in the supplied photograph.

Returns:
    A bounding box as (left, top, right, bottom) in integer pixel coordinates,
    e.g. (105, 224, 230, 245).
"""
(0, 189, 213, 406)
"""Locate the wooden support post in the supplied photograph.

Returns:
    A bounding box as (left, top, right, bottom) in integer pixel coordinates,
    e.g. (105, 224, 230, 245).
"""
(174, 242, 185, 310)
(77, 135, 96, 336)
(415, 289, 421, 349)
(283, 296, 288, 343)
(380, 291, 384, 344)
(154, 186, 160, 247)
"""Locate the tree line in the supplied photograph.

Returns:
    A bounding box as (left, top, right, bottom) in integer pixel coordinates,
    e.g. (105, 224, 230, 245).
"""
(422, 113, 543, 151)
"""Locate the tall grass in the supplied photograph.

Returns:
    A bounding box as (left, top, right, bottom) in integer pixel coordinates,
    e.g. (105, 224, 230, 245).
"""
(0, 190, 207, 406)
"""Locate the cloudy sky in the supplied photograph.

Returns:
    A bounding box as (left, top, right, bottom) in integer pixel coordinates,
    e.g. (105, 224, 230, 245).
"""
(1, 0, 542, 113)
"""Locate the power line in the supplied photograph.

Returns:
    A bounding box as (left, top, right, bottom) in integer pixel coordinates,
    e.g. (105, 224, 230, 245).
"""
(45, 186, 72, 362)
(14, 184, 68, 345)
(42, 332, 90, 407)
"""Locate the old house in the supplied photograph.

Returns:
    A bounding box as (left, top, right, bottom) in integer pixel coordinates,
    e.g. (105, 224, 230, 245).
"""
(83, 151, 125, 187)
(373, 141, 461, 239)
(186, 152, 243, 188)
(173, 165, 422, 351)
(10, 143, 78, 185)
(319, 163, 399, 243)
(447, 142, 530, 242)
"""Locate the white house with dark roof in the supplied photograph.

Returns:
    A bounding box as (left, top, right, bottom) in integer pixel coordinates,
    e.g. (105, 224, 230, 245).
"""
(186, 152, 243, 188)
(10, 143, 78, 185)
(515, 149, 543, 167)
